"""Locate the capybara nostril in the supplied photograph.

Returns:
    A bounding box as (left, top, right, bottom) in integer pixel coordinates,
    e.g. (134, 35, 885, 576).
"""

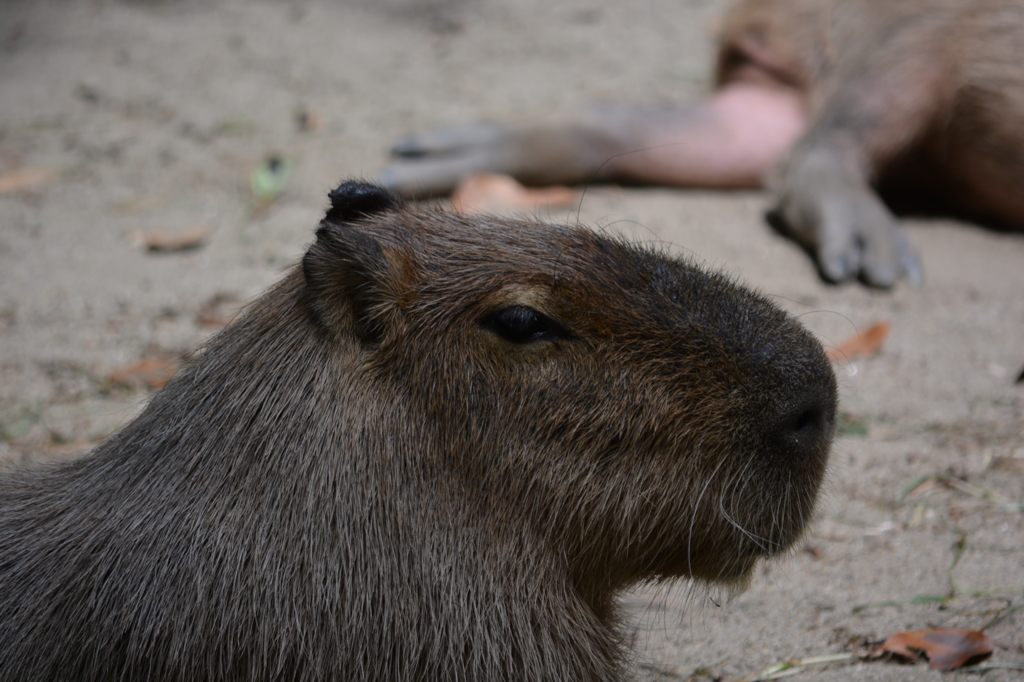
(778, 396, 833, 457)
(792, 406, 823, 439)
(761, 346, 838, 468)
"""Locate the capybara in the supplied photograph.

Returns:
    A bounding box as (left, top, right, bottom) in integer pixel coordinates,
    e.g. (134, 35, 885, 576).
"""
(381, 0, 1024, 287)
(0, 182, 836, 681)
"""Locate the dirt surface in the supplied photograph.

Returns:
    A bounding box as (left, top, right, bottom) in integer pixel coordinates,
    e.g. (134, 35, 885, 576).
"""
(1, 0, 1022, 679)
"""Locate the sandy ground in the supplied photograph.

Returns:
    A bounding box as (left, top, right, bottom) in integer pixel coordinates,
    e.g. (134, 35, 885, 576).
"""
(1, 0, 1022, 679)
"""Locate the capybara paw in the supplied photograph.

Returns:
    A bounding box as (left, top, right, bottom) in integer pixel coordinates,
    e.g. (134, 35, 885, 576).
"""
(775, 162, 920, 287)
(816, 193, 919, 288)
(377, 160, 470, 200)
(380, 123, 512, 199)
(389, 122, 505, 158)
(852, 223, 922, 288)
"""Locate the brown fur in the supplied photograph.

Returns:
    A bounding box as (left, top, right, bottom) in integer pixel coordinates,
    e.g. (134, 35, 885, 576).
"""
(719, 0, 1024, 211)
(721, 0, 1024, 284)
(0, 182, 836, 681)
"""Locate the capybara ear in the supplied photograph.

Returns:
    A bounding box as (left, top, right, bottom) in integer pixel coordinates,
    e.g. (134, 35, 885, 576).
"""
(324, 181, 404, 225)
(303, 183, 404, 342)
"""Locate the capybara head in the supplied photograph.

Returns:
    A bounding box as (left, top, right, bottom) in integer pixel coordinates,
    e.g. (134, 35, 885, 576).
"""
(0, 181, 836, 681)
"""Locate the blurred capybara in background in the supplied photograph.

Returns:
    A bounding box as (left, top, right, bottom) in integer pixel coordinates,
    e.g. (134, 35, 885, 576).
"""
(382, 0, 1024, 287)
(0, 182, 836, 680)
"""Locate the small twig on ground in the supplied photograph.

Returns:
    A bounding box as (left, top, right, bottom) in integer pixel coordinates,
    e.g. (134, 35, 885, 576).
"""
(732, 648, 1024, 681)
(947, 532, 968, 595)
(852, 587, 1024, 614)
(732, 654, 857, 682)
(900, 474, 1024, 513)
(980, 588, 1024, 631)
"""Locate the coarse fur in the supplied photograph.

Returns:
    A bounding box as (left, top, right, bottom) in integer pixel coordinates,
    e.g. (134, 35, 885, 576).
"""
(0, 182, 836, 681)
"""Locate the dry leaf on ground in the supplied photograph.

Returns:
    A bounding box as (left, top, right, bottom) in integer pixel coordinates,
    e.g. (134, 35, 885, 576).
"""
(142, 225, 209, 252)
(827, 321, 890, 362)
(108, 357, 178, 391)
(869, 628, 993, 670)
(0, 167, 59, 195)
(451, 173, 579, 214)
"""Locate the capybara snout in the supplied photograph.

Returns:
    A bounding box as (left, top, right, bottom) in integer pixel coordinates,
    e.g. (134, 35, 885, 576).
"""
(0, 181, 836, 681)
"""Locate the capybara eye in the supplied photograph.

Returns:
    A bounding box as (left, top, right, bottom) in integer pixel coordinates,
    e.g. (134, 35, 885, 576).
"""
(483, 306, 571, 344)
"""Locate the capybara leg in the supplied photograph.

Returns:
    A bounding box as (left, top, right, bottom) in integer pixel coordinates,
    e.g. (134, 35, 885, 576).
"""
(381, 119, 628, 199)
(774, 142, 921, 287)
(770, 11, 951, 286)
(600, 82, 805, 188)
(382, 122, 523, 198)
(379, 83, 805, 198)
